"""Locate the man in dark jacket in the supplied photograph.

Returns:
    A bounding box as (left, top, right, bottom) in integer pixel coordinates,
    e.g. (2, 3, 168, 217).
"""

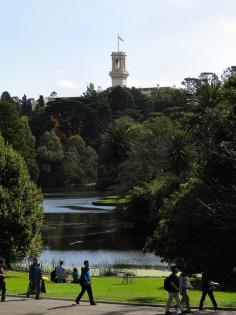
(27, 258, 42, 299)
(0, 258, 6, 302)
(75, 260, 96, 305)
(165, 266, 185, 314)
(199, 269, 219, 310)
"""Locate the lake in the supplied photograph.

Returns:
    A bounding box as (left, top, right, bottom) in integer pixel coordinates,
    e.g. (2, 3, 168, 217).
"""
(41, 191, 166, 268)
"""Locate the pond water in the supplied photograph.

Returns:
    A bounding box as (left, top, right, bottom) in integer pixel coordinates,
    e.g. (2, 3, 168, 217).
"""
(41, 191, 166, 268)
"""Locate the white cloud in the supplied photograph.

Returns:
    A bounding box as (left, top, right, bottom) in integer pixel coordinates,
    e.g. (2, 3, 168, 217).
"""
(58, 80, 79, 90)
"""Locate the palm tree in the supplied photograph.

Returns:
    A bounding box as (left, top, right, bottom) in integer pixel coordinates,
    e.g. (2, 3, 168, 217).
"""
(192, 81, 222, 111)
(100, 122, 134, 167)
(169, 131, 189, 176)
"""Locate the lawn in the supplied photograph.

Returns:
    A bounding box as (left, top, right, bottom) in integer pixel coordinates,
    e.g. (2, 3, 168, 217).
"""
(6, 271, 236, 307)
(92, 195, 129, 206)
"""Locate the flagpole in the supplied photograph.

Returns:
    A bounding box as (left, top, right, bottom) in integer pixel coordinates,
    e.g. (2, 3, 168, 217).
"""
(118, 35, 119, 52)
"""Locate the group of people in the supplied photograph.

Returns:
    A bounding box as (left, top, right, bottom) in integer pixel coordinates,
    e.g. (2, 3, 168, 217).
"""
(0, 257, 221, 312)
(165, 266, 220, 314)
(50, 261, 81, 284)
(27, 258, 96, 305)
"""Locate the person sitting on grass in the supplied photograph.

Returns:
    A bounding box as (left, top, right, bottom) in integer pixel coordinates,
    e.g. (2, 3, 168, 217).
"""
(72, 267, 80, 283)
(55, 260, 67, 283)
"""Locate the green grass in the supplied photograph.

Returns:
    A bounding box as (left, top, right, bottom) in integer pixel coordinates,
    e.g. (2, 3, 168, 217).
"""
(92, 195, 130, 206)
(6, 271, 236, 307)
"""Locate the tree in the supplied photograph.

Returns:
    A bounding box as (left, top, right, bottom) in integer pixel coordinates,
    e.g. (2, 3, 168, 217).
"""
(21, 94, 32, 116)
(0, 101, 38, 180)
(37, 131, 64, 186)
(1, 91, 12, 102)
(0, 101, 25, 151)
(100, 119, 134, 167)
(146, 75, 236, 284)
(59, 135, 98, 186)
(50, 91, 57, 97)
(169, 130, 190, 176)
(108, 86, 135, 115)
(35, 95, 45, 110)
(97, 117, 135, 190)
(221, 66, 236, 81)
(29, 110, 53, 145)
(117, 175, 180, 237)
(0, 136, 44, 264)
(151, 87, 188, 112)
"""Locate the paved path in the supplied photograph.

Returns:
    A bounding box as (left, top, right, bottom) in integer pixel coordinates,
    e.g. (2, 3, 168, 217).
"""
(0, 297, 235, 315)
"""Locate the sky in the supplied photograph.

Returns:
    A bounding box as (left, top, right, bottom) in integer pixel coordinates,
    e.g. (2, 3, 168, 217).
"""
(0, 0, 236, 99)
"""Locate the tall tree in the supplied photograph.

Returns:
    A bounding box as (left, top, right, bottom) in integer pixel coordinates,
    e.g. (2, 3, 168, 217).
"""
(21, 94, 32, 116)
(0, 136, 44, 264)
(1, 91, 12, 102)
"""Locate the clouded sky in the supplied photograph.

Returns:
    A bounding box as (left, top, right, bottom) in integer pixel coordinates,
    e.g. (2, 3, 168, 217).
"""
(0, 0, 235, 98)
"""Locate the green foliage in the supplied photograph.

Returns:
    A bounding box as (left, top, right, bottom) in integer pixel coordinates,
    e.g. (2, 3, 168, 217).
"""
(29, 110, 53, 144)
(97, 117, 135, 190)
(37, 131, 64, 186)
(0, 101, 38, 181)
(151, 87, 188, 112)
(21, 94, 32, 116)
(37, 131, 97, 187)
(147, 73, 236, 283)
(117, 175, 180, 237)
(44, 94, 111, 148)
(0, 101, 26, 150)
(60, 135, 98, 186)
(0, 137, 44, 264)
(169, 130, 190, 175)
(1, 91, 12, 102)
(117, 115, 183, 191)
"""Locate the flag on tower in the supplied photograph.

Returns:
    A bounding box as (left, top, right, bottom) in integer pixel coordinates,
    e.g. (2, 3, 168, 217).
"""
(118, 35, 124, 42)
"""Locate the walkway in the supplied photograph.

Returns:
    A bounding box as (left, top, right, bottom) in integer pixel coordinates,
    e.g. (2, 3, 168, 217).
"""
(0, 297, 235, 315)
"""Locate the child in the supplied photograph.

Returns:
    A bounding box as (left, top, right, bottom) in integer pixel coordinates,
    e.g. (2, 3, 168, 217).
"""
(0, 258, 6, 302)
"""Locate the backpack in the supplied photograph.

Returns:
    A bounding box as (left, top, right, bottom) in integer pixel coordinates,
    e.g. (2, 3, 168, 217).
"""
(164, 276, 172, 291)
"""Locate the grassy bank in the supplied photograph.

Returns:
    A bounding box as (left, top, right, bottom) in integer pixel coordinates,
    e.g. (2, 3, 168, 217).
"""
(92, 195, 129, 206)
(6, 271, 236, 307)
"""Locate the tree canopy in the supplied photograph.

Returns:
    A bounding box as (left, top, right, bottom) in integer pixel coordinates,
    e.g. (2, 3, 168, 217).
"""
(0, 136, 44, 264)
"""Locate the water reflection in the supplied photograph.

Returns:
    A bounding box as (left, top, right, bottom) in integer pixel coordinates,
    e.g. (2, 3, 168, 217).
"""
(41, 192, 164, 267)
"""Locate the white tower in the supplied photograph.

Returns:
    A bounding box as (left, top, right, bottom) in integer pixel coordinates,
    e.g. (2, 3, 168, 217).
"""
(109, 51, 129, 87)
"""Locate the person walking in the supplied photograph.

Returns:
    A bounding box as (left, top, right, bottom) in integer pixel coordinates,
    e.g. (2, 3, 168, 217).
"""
(165, 266, 185, 314)
(75, 260, 96, 305)
(179, 271, 193, 313)
(0, 258, 6, 302)
(27, 258, 42, 299)
(199, 269, 220, 311)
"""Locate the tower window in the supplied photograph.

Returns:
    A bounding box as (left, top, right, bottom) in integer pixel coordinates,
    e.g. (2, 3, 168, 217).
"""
(115, 59, 120, 69)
